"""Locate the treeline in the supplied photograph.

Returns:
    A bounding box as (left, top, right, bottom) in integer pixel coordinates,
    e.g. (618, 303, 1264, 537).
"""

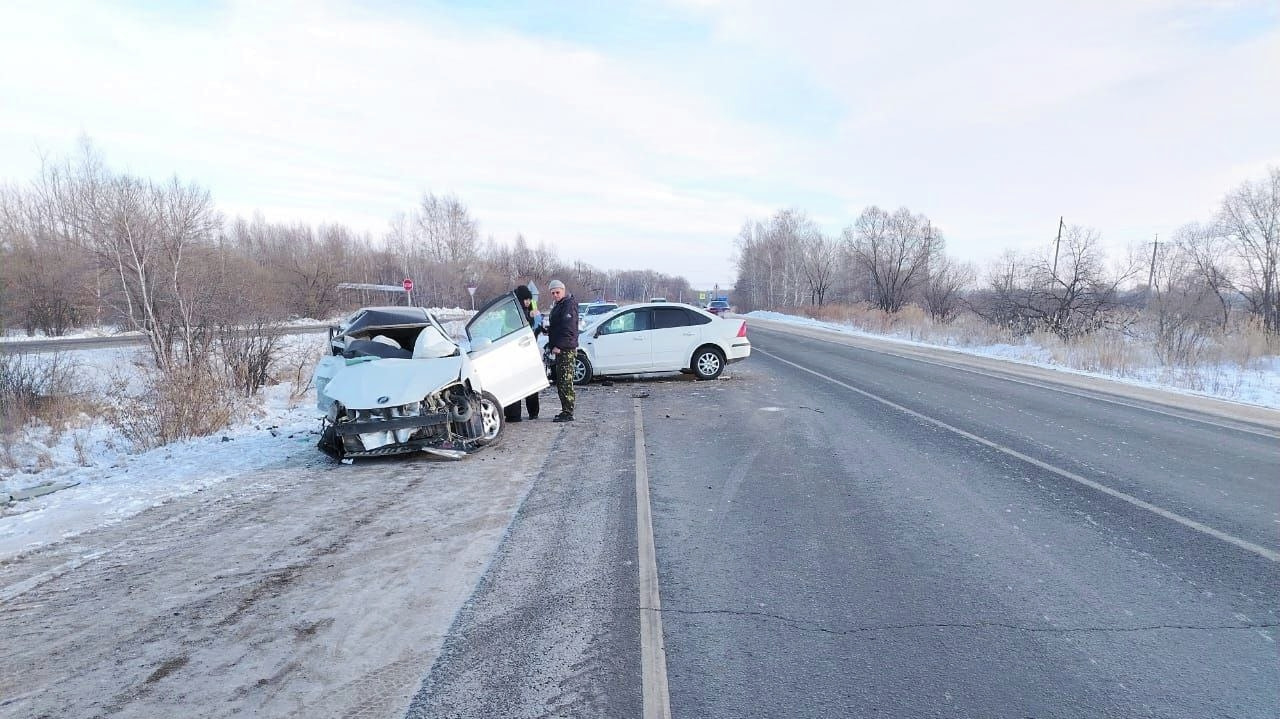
(733, 167, 1279, 343)
(0, 143, 697, 351)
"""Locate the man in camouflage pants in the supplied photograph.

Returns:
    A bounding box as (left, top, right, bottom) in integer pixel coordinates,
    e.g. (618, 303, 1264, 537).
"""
(545, 280, 580, 422)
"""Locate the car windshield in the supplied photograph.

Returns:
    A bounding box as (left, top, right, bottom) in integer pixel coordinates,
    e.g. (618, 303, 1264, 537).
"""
(586, 303, 617, 316)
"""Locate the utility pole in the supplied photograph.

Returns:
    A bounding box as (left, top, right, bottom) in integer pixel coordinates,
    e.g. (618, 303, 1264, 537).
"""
(1051, 216, 1064, 281)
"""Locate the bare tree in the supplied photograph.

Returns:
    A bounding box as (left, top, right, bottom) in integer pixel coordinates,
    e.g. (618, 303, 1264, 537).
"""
(41, 147, 221, 370)
(1146, 231, 1234, 365)
(408, 193, 480, 306)
(1218, 167, 1279, 333)
(732, 209, 815, 310)
(843, 206, 942, 313)
(988, 226, 1141, 340)
(970, 250, 1027, 329)
(799, 232, 838, 305)
(1171, 221, 1234, 330)
(921, 254, 975, 323)
(0, 182, 95, 335)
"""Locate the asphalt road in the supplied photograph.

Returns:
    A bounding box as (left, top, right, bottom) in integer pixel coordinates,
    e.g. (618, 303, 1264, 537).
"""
(407, 322, 1279, 718)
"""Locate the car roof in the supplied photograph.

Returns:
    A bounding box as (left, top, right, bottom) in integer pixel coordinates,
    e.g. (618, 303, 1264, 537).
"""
(595, 301, 715, 318)
(340, 306, 433, 335)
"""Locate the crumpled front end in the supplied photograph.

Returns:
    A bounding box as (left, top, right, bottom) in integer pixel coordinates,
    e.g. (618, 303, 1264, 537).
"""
(318, 381, 494, 460)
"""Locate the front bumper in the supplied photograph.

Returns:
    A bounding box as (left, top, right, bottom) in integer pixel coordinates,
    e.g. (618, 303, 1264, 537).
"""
(331, 412, 450, 437)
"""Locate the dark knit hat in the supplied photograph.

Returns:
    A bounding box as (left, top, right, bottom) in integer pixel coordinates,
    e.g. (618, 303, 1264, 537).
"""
(514, 284, 533, 301)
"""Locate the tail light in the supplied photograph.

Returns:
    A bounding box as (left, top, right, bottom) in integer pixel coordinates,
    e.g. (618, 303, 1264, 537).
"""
(736, 321, 748, 338)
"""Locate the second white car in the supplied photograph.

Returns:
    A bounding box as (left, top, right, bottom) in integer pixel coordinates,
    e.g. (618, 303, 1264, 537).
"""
(569, 301, 751, 383)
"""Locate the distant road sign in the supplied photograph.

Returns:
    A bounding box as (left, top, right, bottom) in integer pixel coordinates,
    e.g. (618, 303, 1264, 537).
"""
(402, 278, 414, 292)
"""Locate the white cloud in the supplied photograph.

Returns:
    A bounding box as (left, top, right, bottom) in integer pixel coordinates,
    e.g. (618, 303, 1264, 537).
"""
(679, 0, 1280, 261)
(4, 1, 801, 285)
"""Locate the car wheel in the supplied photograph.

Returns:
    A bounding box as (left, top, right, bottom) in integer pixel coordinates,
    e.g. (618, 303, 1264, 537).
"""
(474, 391, 504, 446)
(573, 351, 594, 385)
(691, 346, 725, 380)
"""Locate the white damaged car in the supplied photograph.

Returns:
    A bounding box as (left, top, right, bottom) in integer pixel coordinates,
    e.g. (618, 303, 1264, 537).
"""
(313, 293, 548, 460)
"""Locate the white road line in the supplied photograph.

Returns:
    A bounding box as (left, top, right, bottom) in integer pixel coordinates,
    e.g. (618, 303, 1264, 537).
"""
(758, 349, 1280, 563)
(634, 399, 673, 719)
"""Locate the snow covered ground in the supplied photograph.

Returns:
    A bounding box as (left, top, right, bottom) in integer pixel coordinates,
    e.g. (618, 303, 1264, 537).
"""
(1, 310, 1277, 563)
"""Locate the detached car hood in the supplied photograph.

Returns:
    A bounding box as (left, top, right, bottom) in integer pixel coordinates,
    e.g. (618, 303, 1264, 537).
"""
(323, 356, 467, 409)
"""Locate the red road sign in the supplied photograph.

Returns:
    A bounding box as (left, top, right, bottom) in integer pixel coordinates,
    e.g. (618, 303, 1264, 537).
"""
(402, 278, 414, 292)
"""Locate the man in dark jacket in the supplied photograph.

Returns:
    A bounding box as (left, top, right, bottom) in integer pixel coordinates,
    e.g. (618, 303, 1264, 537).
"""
(505, 284, 542, 422)
(545, 279, 579, 422)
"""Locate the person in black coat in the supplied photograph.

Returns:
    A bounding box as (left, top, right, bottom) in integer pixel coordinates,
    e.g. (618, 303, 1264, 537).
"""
(544, 279, 579, 422)
(504, 284, 543, 422)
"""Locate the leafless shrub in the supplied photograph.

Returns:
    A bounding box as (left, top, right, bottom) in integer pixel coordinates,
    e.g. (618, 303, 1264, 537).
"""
(1153, 321, 1211, 367)
(270, 336, 323, 403)
(73, 430, 91, 466)
(107, 364, 235, 451)
(216, 321, 285, 397)
(0, 350, 84, 436)
(922, 255, 975, 323)
(970, 227, 1141, 340)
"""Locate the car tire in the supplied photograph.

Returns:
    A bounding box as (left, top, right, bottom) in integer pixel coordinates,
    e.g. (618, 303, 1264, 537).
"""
(691, 346, 725, 380)
(573, 351, 594, 385)
(474, 391, 504, 446)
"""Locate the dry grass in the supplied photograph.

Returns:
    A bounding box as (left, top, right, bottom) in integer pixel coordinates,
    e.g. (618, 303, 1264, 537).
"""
(0, 350, 90, 441)
(1034, 329, 1147, 377)
(107, 364, 237, 451)
(1220, 317, 1278, 368)
(272, 337, 323, 404)
(3, 331, 324, 464)
(773, 302, 1277, 401)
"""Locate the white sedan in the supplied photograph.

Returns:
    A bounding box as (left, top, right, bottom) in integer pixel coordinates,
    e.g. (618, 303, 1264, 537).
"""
(569, 301, 751, 383)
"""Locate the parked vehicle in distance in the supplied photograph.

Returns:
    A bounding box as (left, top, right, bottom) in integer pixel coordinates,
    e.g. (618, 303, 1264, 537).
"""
(649, 297, 667, 302)
(312, 294, 548, 461)
(577, 302, 619, 331)
(568, 301, 751, 384)
(707, 300, 731, 316)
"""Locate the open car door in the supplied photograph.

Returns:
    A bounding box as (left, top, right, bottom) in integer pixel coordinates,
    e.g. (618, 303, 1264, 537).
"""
(465, 292, 550, 406)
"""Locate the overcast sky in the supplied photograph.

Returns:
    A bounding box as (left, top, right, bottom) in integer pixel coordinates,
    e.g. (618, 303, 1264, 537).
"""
(1, 0, 1276, 289)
